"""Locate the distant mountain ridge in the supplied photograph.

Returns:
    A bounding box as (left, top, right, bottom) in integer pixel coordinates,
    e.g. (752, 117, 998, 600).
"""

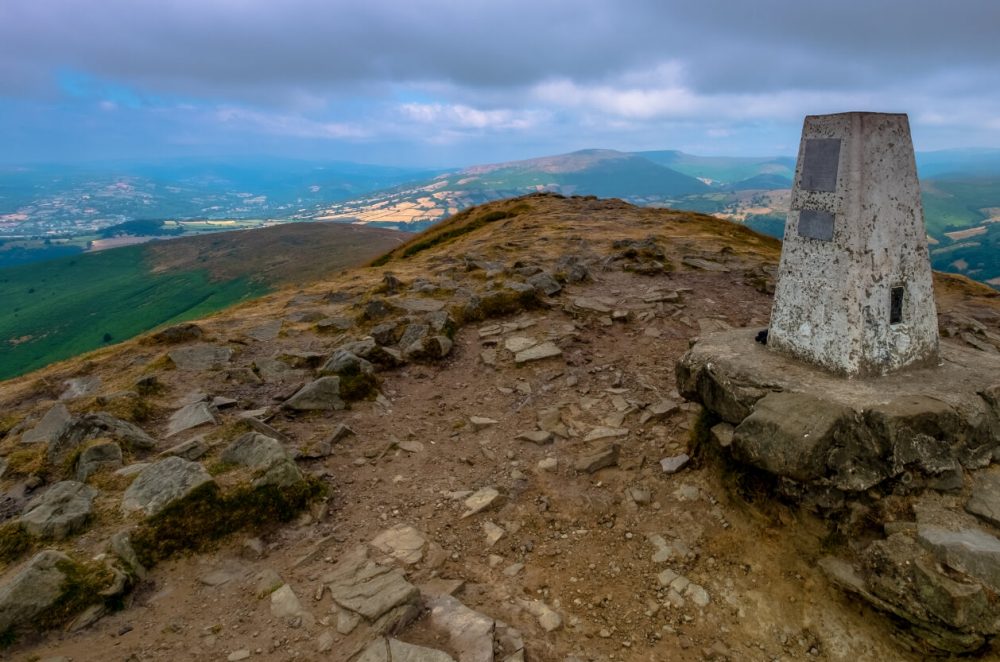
(309, 149, 710, 229)
(4, 147, 1000, 286)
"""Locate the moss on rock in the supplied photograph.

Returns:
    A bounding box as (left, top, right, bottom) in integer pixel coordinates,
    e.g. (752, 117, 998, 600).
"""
(131, 478, 324, 567)
(0, 521, 33, 567)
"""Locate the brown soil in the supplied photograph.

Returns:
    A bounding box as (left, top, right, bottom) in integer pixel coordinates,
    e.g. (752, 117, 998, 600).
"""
(2, 194, 1000, 662)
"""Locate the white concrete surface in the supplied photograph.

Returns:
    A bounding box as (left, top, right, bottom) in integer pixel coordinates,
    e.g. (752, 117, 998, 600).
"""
(769, 112, 939, 376)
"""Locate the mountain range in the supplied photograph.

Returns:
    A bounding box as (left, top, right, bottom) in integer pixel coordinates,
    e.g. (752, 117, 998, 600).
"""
(2, 148, 999, 288)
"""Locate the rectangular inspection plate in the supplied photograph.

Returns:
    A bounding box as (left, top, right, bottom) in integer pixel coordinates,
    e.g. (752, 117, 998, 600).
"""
(798, 209, 835, 241)
(800, 138, 841, 192)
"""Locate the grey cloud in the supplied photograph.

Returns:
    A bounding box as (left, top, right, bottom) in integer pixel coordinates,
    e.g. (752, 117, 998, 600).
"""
(3, 0, 998, 104)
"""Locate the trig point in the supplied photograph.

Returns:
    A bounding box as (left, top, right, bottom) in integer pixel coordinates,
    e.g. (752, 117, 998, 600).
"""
(768, 111, 939, 377)
(677, 112, 1000, 655)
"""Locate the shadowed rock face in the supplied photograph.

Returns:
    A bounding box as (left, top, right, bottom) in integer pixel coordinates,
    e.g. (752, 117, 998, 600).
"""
(677, 329, 1000, 492)
(0, 551, 75, 633)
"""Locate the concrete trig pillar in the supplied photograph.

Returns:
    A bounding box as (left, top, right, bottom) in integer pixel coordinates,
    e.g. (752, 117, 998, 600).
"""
(768, 112, 939, 376)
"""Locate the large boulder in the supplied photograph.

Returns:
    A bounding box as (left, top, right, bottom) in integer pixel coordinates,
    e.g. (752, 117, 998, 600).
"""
(677, 329, 1000, 493)
(863, 534, 996, 634)
(866, 394, 996, 474)
(166, 401, 218, 438)
(75, 441, 123, 482)
(675, 359, 769, 425)
(966, 469, 1000, 527)
(283, 377, 346, 411)
(20, 404, 73, 446)
(527, 272, 562, 296)
(167, 343, 232, 371)
(323, 545, 421, 634)
(20, 481, 98, 539)
(356, 637, 455, 662)
(221, 432, 303, 488)
(371, 319, 406, 346)
(425, 310, 456, 337)
(341, 337, 404, 367)
(0, 550, 77, 633)
(59, 413, 156, 455)
(319, 350, 374, 377)
(918, 524, 1000, 593)
(397, 324, 429, 351)
(822, 530, 1000, 655)
(425, 593, 495, 662)
(403, 336, 453, 362)
(732, 392, 888, 491)
(121, 457, 214, 517)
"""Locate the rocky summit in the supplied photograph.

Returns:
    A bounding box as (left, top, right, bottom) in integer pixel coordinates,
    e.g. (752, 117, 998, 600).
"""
(0, 193, 999, 661)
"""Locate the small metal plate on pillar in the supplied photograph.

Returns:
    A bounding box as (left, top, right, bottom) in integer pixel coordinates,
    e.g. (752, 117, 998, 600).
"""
(890, 286, 904, 324)
(797, 209, 835, 241)
(800, 138, 841, 192)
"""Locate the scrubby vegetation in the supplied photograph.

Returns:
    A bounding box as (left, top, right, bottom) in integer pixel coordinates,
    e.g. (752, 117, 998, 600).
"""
(36, 559, 115, 631)
(131, 479, 325, 566)
(0, 521, 33, 567)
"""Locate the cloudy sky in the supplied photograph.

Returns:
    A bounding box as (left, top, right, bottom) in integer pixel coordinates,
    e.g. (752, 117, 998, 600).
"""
(2, 0, 999, 166)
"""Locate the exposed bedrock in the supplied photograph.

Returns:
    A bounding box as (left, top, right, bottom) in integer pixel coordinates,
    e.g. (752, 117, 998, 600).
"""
(677, 329, 1000, 493)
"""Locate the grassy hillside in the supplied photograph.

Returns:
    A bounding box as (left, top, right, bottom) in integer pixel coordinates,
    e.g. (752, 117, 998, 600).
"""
(463, 151, 708, 198)
(930, 221, 1000, 287)
(637, 150, 795, 184)
(0, 246, 265, 379)
(0, 222, 404, 379)
(921, 177, 1000, 234)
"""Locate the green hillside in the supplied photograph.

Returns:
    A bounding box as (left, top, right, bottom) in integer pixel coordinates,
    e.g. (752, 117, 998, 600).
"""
(0, 222, 404, 380)
(921, 177, 1000, 234)
(929, 222, 1000, 287)
(0, 245, 265, 379)
(458, 150, 708, 197)
(637, 150, 795, 184)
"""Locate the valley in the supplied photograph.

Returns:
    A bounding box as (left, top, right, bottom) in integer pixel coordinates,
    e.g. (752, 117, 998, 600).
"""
(0, 222, 405, 380)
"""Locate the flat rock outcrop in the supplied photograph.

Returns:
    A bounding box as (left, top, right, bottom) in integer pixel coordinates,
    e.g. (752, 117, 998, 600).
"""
(283, 377, 346, 411)
(823, 521, 1000, 654)
(322, 545, 421, 634)
(20, 481, 97, 539)
(677, 329, 1000, 492)
(121, 456, 214, 517)
(167, 344, 232, 371)
(0, 551, 77, 633)
(221, 432, 303, 488)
